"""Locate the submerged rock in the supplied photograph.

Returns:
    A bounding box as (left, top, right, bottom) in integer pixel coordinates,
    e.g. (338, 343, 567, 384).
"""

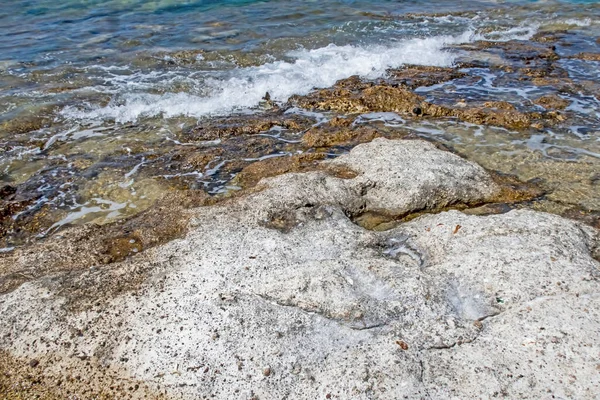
(534, 94, 570, 110)
(386, 65, 467, 89)
(571, 52, 600, 61)
(454, 40, 560, 62)
(0, 139, 598, 399)
(184, 113, 315, 141)
(233, 152, 326, 187)
(301, 125, 385, 148)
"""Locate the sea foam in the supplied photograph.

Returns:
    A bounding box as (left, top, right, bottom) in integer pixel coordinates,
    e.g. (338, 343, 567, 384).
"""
(62, 26, 535, 123)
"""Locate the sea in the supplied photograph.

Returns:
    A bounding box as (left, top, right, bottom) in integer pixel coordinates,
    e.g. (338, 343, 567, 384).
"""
(0, 0, 599, 248)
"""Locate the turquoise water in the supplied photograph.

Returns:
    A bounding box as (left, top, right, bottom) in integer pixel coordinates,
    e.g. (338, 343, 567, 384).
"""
(0, 0, 599, 247)
(0, 1, 593, 64)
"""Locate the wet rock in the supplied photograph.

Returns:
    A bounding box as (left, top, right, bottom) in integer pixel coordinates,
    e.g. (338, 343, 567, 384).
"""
(454, 106, 533, 129)
(327, 116, 353, 127)
(530, 75, 577, 92)
(518, 65, 569, 80)
(290, 76, 551, 130)
(520, 65, 600, 99)
(531, 31, 568, 43)
(534, 94, 569, 110)
(290, 81, 425, 115)
(454, 40, 559, 62)
(224, 135, 288, 161)
(0, 104, 57, 136)
(185, 113, 315, 141)
(233, 153, 326, 188)
(0, 198, 37, 240)
(561, 208, 600, 230)
(0, 185, 16, 200)
(482, 101, 516, 110)
(0, 116, 48, 135)
(0, 190, 207, 297)
(155, 49, 206, 65)
(467, 149, 600, 214)
(182, 149, 225, 171)
(302, 125, 383, 148)
(0, 139, 598, 399)
(143, 48, 272, 69)
(571, 52, 600, 61)
(386, 65, 466, 89)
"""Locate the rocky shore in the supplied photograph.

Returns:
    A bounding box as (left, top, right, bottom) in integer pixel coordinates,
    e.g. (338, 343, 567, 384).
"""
(3, 33, 600, 248)
(1, 138, 599, 399)
(1, 12, 600, 397)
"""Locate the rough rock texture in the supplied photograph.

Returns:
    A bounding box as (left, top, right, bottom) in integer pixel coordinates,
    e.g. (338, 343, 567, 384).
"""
(1, 139, 599, 399)
(571, 52, 600, 62)
(289, 76, 554, 130)
(232, 153, 327, 187)
(386, 66, 467, 89)
(323, 138, 499, 215)
(534, 94, 570, 110)
(184, 113, 315, 142)
(455, 40, 560, 62)
(301, 125, 384, 148)
(0, 191, 207, 295)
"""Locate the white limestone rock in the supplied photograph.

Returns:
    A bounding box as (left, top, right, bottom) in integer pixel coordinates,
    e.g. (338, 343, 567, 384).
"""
(0, 139, 598, 399)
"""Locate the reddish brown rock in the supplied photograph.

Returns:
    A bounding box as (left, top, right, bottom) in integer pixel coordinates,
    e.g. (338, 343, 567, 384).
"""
(290, 74, 553, 130)
(531, 31, 568, 43)
(482, 101, 516, 110)
(233, 153, 326, 187)
(454, 107, 532, 129)
(302, 126, 383, 148)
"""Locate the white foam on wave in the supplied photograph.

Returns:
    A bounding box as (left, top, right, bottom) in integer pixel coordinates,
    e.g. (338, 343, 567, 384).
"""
(61, 25, 538, 123)
(557, 18, 593, 27)
(479, 24, 539, 42)
(62, 31, 476, 122)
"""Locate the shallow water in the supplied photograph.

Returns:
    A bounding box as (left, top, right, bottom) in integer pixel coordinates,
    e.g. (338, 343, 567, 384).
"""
(1, 0, 599, 247)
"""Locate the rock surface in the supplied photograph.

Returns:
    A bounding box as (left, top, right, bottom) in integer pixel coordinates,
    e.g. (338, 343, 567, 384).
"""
(288, 74, 557, 130)
(1, 139, 599, 399)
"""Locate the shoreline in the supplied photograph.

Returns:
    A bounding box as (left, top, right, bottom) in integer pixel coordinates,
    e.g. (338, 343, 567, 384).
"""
(1, 14, 600, 398)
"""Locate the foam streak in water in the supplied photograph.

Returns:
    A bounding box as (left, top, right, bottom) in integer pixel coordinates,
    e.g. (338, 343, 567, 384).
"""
(63, 31, 478, 122)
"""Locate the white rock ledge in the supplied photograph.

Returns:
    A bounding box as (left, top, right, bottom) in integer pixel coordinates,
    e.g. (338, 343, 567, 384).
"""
(1, 139, 599, 399)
